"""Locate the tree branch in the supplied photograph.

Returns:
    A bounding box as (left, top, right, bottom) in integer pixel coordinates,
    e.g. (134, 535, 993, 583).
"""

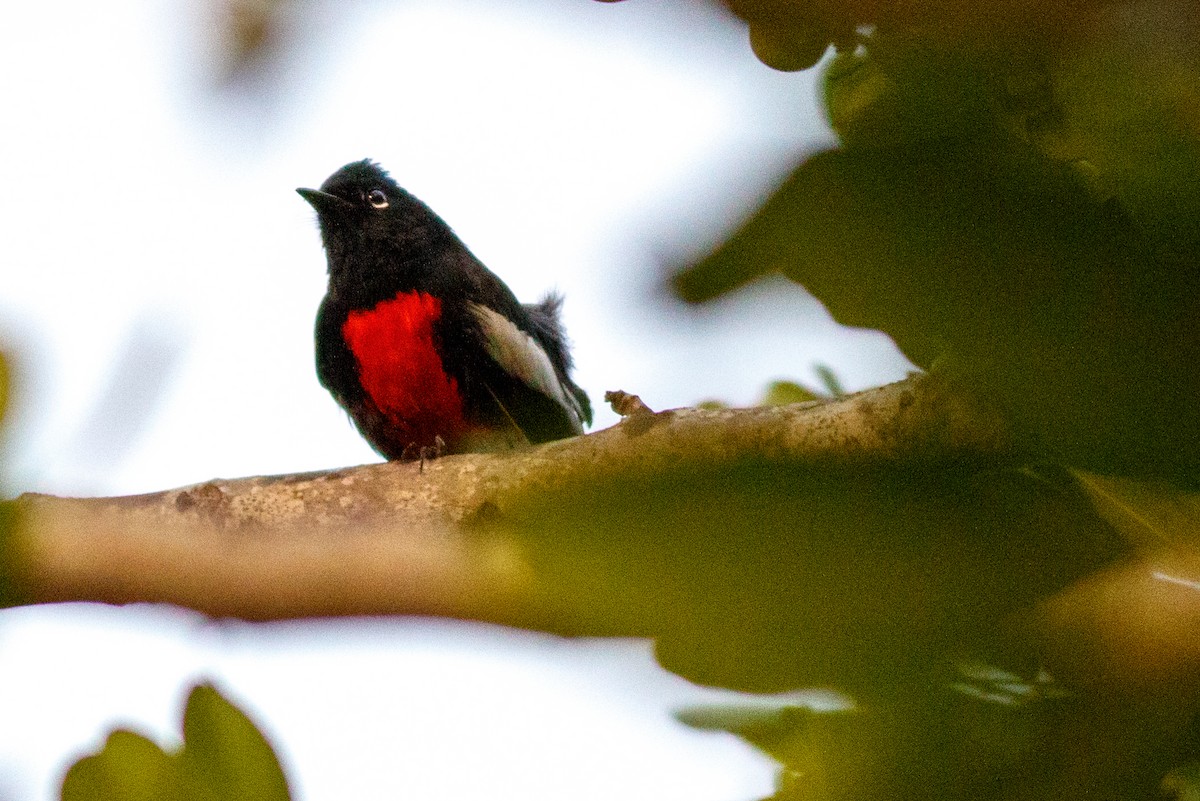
(11, 373, 1014, 624)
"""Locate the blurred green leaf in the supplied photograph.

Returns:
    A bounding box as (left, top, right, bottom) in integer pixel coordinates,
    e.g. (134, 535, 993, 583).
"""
(506, 461, 1123, 694)
(679, 703, 838, 801)
(677, 702, 832, 768)
(1164, 760, 1200, 801)
(60, 683, 290, 801)
(748, 19, 832, 73)
(812, 365, 845, 398)
(759, 380, 822, 406)
(675, 133, 1200, 476)
(61, 731, 178, 801)
(719, 0, 1119, 46)
(179, 683, 291, 801)
(678, 669, 1075, 801)
(823, 33, 994, 150)
(673, 138, 1113, 363)
(1041, 4, 1200, 259)
(754, 369, 845, 406)
(680, 2, 1200, 478)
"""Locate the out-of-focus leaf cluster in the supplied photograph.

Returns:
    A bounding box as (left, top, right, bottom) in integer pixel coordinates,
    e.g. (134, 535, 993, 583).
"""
(717, 0, 1124, 73)
(498, 444, 1200, 798)
(676, 1, 1200, 479)
(587, 6, 1200, 793)
(507, 461, 1122, 694)
(677, 664, 1074, 801)
(61, 683, 291, 801)
(701, 366, 845, 408)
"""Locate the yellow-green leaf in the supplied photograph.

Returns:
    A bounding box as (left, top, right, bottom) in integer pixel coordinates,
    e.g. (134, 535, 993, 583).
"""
(179, 683, 290, 801)
(61, 730, 178, 801)
(759, 380, 821, 406)
(60, 683, 291, 801)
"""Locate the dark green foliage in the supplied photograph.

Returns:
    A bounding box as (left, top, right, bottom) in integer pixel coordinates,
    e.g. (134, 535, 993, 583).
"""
(813, 365, 845, 398)
(1072, 470, 1200, 551)
(1164, 759, 1200, 801)
(504, 461, 1123, 694)
(60, 731, 177, 801)
(759, 380, 822, 406)
(61, 683, 291, 801)
(176, 684, 291, 801)
(665, 9, 1200, 794)
(676, 656, 1200, 801)
(1045, 12, 1200, 260)
(757, 366, 844, 405)
(676, 14, 1200, 478)
(822, 34, 997, 150)
(677, 667, 1074, 801)
(748, 21, 831, 72)
(675, 119, 1200, 477)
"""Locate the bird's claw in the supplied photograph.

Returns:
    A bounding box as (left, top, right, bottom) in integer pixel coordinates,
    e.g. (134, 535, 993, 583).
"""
(403, 436, 447, 473)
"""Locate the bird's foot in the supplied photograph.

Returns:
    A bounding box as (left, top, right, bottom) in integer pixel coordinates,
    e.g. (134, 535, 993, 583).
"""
(403, 436, 447, 473)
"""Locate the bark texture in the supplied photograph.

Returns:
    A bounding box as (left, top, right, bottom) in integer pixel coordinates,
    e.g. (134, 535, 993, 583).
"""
(12, 373, 1012, 624)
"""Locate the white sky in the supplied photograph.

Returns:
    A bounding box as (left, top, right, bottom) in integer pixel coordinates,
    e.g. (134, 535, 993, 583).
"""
(0, 1, 907, 799)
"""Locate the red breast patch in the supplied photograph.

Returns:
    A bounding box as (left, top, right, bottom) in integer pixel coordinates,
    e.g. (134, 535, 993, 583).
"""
(341, 291, 466, 445)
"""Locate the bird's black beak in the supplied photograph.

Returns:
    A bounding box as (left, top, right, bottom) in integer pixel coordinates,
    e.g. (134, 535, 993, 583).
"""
(297, 187, 353, 217)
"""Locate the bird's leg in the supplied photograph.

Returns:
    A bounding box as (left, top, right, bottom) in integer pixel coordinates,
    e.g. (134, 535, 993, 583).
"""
(417, 436, 446, 473)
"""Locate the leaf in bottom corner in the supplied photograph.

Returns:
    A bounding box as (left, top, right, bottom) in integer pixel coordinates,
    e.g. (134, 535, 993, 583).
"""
(178, 683, 290, 801)
(60, 682, 291, 801)
(61, 730, 179, 801)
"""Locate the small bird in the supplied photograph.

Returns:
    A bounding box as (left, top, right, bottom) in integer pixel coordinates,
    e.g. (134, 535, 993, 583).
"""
(298, 159, 591, 460)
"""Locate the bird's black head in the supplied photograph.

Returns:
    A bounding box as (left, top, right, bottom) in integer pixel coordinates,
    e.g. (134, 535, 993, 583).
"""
(298, 159, 456, 280)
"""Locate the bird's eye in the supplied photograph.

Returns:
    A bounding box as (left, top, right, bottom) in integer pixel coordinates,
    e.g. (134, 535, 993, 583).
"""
(367, 189, 389, 209)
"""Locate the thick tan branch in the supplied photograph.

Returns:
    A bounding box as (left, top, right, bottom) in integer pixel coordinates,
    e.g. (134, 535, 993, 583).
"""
(11, 374, 1013, 624)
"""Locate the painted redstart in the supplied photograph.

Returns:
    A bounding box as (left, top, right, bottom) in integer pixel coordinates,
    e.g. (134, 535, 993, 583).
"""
(298, 159, 591, 459)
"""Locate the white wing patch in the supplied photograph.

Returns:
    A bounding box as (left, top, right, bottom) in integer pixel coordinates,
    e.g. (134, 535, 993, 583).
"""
(469, 303, 585, 433)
